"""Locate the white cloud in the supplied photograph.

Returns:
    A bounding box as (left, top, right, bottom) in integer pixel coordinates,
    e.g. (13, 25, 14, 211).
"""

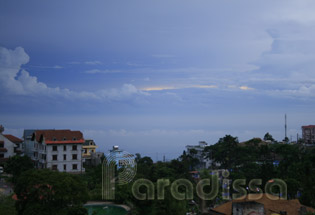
(0, 46, 148, 101)
(28, 65, 63, 69)
(84, 69, 120, 74)
(53, 65, 63, 69)
(84, 61, 102, 65)
(239, 86, 254, 91)
(268, 85, 315, 99)
(141, 86, 177, 91)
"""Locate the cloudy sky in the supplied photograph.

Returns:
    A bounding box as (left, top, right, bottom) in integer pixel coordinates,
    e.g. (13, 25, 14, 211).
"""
(1, 0, 315, 160)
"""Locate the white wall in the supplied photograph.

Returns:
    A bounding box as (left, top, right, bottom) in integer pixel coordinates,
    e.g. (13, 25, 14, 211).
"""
(0, 134, 16, 158)
(46, 144, 83, 173)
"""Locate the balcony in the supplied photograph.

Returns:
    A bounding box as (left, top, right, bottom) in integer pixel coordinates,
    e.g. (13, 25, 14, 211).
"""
(39, 159, 47, 164)
(0, 148, 8, 153)
(14, 147, 23, 154)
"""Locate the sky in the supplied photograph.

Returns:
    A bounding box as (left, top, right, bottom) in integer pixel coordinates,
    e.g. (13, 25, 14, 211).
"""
(1, 0, 315, 160)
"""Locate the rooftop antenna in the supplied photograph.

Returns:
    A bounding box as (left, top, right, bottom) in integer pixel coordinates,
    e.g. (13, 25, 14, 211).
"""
(285, 114, 287, 140)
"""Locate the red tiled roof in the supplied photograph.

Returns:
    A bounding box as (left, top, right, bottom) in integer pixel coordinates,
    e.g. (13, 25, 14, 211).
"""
(3, 134, 23, 144)
(302, 125, 315, 128)
(33, 129, 84, 144)
(45, 140, 84, 144)
(211, 194, 315, 215)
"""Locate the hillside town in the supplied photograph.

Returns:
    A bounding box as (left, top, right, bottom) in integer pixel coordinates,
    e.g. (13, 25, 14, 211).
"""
(1, 123, 315, 215)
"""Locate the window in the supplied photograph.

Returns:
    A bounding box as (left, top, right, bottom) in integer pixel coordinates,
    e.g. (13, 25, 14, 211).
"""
(0, 154, 4, 158)
(63, 154, 66, 160)
(72, 154, 77, 160)
(53, 146, 57, 151)
(64, 164, 67, 171)
(73, 137, 77, 141)
(0, 142, 4, 148)
(52, 155, 57, 161)
(63, 145, 66, 151)
(72, 164, 77, 170)
(63, 137, 67, 141)
(53, 137, 57, 141)
(52, 165, 58, 171)
(72, 145, 77, 151)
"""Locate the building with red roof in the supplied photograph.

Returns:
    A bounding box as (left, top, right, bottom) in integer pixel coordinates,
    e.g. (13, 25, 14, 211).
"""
(0, 125, 23, 163)
(27, 129, 85, 173)
(209, 194, 315, 215)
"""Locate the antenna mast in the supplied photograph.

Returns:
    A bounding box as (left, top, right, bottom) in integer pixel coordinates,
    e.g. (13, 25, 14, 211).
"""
(285, 114, 287, 140)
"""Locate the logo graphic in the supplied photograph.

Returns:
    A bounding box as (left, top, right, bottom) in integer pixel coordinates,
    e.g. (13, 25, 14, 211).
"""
(102, 148, 137, 200)
(102, 152, 287, 202)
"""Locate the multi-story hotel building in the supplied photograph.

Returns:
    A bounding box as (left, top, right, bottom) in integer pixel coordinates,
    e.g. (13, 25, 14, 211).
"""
(29, 129, 85, 173)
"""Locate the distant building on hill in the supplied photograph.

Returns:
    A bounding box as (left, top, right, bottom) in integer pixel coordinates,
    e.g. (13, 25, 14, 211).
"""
(82, 139, 98, 157)
(82, 139, 103, 166)
(302, 125, 315, 144)
(186, 141, 212, 169)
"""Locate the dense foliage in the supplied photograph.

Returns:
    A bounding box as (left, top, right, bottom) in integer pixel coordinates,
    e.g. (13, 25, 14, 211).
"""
(0, 194, 17, 215)
(4, 155, 34, 183)
(204, 134, 315, 208)
(14, 169, 88, 215)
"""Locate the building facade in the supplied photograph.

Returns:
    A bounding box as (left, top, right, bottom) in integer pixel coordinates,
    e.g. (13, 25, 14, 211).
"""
(82, 139, 103, 166)
(28, 129, 85, 173)
(82, 139, 98, 157)
(0, 125, 23, 163)
(302, 125, 315, 144)
(23, 129, 36, 159)
(186, 141, 212, 169)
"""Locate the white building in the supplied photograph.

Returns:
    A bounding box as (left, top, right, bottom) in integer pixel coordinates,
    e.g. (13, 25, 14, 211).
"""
(107, 146, 135, 169)
(186, 141, 212, 169)
(0, 125, 23, 163)
(302, 125, 315, 144)
(29, 129, 85, 173)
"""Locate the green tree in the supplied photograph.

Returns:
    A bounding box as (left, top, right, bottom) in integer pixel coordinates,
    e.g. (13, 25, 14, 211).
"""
(263, 132, 274, 141)
(0, 194, 17, 215)
(4, 155, 34, 183)
(14, 169, 88, 215)
(208, 135, 239, 169)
